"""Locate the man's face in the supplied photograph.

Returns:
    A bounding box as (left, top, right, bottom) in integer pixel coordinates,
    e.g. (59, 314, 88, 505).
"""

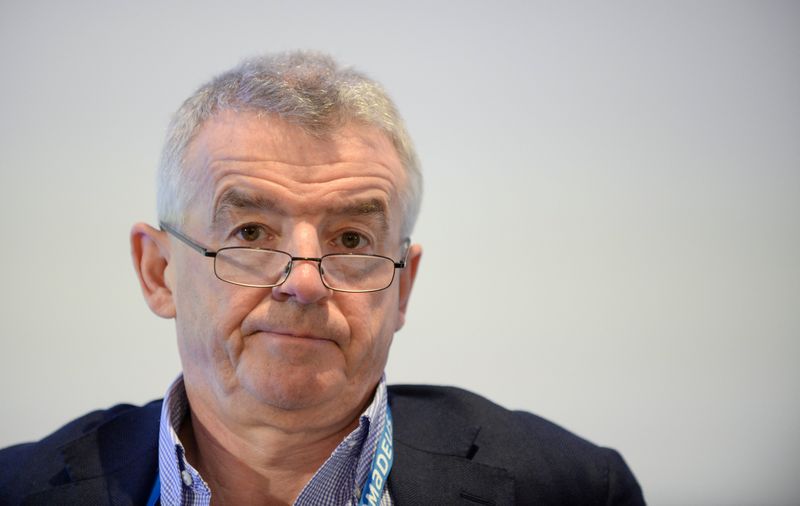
(166, 111, 420, 425)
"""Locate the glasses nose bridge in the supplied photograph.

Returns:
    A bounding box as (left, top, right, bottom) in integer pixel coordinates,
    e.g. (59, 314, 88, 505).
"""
(284, 255, 325, 281)
(290, 255, 324, 264)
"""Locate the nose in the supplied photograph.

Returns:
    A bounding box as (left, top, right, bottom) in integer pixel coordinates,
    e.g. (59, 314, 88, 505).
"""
(270, 229, 332, 305)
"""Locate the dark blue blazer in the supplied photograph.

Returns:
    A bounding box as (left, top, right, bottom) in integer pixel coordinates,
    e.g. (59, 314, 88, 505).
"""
(0, 385, 644, 505)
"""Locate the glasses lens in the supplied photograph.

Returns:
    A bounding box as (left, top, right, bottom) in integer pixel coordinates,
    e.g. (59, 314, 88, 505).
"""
(215, 248, 291, 287)
(321, 255, 395, 292)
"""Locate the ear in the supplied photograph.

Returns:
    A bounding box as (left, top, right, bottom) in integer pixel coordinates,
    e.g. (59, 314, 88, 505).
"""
(395, 243, 422, 331)
(130, 222, 176, 318)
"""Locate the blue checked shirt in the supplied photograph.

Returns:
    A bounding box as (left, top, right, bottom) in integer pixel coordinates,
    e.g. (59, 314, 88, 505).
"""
(157, 375, 393, 506)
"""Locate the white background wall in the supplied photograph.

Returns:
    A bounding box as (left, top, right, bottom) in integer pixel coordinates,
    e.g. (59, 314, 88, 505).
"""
(1, 1, 798, 504)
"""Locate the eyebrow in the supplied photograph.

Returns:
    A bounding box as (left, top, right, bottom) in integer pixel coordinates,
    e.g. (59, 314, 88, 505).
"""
(212, 188, 389, 232)
(212, 188, 284, 224)
(334, 199, 389, 233)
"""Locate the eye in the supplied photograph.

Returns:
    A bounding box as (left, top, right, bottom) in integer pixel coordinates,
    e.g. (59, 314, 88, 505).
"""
(340, 231, 367, 249)
(236, 224, 263, 242)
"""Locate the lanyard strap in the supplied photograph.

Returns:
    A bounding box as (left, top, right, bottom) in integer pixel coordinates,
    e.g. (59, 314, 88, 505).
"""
(146, 475, 160, 506)
(146, 406, 394, 506)
(357, 405, 394, 506)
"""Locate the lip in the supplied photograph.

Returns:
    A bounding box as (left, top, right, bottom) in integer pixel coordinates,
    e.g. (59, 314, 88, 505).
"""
(256, 329, 329, 342)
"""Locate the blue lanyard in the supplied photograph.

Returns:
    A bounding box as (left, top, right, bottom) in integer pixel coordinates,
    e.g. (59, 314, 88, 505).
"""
(146, 475, 160, 506)
(357, 405, 394, 505)
(147, 406, 394, 506)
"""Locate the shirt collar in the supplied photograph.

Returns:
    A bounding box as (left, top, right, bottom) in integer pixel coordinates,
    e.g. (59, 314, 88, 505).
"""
(157, 374, 389, 505)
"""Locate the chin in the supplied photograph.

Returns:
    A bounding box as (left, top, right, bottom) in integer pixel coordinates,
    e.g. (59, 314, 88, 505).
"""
(239, 364, 346, 411)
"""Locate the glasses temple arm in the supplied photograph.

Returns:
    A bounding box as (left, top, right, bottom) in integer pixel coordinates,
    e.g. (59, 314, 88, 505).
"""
(395, 238, 411, 268)
(159, 221, 215, 257)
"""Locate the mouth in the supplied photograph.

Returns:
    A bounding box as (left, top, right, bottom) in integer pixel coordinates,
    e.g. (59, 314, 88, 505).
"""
(256, 329, 331, 343)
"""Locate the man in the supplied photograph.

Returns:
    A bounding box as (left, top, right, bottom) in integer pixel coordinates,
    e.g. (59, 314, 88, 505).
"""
(0, 51, 644, 505)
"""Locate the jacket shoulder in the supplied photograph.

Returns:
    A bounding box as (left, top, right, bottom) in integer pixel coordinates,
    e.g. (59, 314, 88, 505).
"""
(0, 400, 162, 503)
(388, 384, 644, 505)
(388, 383, 594, 448)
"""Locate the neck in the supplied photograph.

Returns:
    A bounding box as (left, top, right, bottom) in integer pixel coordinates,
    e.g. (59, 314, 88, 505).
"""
(178, 388, 374, 505)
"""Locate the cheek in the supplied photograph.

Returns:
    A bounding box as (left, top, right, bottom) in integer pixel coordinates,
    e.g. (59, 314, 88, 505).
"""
(342, 291, 399, 362)
(173, 265, 256, 365)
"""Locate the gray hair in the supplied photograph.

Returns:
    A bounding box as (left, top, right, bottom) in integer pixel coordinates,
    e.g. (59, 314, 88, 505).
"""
(156, 50, 422, 237)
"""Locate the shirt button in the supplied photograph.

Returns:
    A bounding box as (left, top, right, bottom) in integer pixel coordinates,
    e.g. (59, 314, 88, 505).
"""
(181, 470, 193, 487)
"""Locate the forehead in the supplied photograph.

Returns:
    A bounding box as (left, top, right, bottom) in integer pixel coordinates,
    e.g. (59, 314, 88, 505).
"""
(182, 111, 407, 231)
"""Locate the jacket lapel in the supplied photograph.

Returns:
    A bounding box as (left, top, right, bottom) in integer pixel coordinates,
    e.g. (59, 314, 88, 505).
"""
(389, 440, 515, 505)
(23, 401, 161, 506)
(388, 388, 515, 505)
